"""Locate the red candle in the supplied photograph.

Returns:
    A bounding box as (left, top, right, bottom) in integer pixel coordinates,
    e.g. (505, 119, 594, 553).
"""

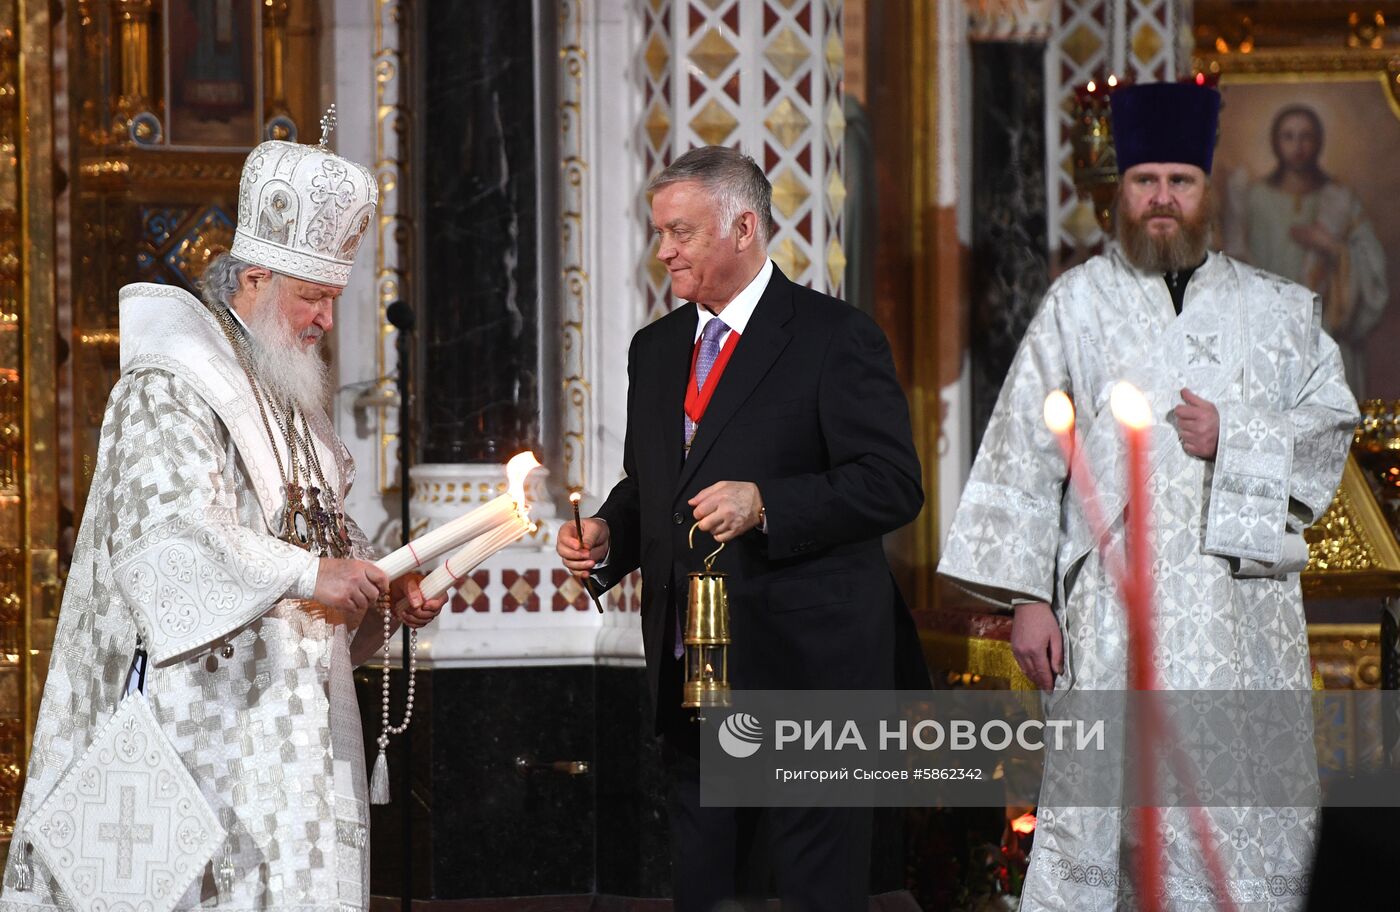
(1043, 391, 1124, 584)
(1111, 382, 1161, 912)
(1048, 387, 1234, 911)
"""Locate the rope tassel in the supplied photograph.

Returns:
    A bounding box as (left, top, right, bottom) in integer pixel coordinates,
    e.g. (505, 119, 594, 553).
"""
(370, 745, 391, 805)
(375, 595, 418, 805)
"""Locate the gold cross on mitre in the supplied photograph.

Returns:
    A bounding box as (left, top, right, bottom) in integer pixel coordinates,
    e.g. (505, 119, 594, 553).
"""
(319, 104, 338, 149)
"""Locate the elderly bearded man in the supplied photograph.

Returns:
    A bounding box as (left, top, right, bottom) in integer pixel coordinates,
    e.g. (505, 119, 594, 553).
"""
(939, 83, 1358, 910)
(0, 134, 445, 911)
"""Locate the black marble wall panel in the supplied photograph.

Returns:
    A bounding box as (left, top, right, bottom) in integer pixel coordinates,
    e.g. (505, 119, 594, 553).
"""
(420, 0, 541, 463)
(358, 665, 669, 900)
(969, 42, 1050, 450)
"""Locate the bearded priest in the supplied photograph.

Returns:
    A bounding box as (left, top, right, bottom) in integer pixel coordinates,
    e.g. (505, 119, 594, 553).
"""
(939, 82, 1358, 909)
(0, 126, 445, 911)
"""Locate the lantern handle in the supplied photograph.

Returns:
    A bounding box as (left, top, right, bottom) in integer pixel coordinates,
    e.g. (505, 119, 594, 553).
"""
(688, 522, 725, 571)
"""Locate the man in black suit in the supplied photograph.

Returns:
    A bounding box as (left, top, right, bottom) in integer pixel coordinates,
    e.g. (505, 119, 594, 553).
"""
(556, 146, 924, 912)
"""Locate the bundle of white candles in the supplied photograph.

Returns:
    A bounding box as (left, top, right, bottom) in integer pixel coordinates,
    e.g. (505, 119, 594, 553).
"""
(374, 451, 542, 578)
(370, 450, 542, 806)
(415, 518, 535, 600)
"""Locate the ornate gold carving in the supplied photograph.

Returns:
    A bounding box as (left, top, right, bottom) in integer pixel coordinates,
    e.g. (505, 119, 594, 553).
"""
(78, 157, 242, 184)
(112, 0, 155, 142)
(165, 209, 237, 287)
(1308, 623, 1383, 690)
(921, 630, 1035, 690)
(1303, 455, 1400, 598)
(559, 0, 589, 495)
(0, 0, 62, 841)
(375, 0, 411, 492)
(262, 0, 296, 140)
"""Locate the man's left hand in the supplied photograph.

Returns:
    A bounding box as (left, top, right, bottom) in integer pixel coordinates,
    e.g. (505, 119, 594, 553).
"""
(689, 481, 763, 543)
(390, 572, 448, 629)
(1174, 388, 1219, 460)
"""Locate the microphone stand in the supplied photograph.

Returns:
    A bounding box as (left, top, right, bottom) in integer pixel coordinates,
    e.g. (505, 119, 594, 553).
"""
(387, 300, 415, 911)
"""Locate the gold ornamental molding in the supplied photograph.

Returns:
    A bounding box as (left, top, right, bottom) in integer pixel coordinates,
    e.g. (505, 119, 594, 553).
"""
(559, 0, 591, 496)
(374, 0, 411, 493)
(0, 0, 61, 841)
(1309, 623, 1383, 690)
(77, 157, 243, 185)
(1304, 455, 1400, 598)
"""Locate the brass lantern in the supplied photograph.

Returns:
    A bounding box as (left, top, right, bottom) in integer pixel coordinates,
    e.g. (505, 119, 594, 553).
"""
(682, 523, 732, 712)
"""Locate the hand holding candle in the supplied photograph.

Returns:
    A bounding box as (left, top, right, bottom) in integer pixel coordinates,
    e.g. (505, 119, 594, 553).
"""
(570, 491, 605, 614)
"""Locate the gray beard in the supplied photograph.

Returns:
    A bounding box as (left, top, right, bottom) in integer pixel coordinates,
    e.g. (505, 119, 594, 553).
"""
(244, 302, 331, 418)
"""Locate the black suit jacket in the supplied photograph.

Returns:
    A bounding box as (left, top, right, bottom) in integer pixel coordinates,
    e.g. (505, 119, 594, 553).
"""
(593, 266, 926, 730)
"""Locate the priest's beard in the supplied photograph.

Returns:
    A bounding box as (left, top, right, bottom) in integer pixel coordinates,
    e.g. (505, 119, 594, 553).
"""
(245, 296, 331, 418)
(1116, 191, 1214, 273)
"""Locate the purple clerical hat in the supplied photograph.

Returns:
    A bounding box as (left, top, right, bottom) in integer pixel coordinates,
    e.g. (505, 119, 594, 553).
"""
(1110, 82, 1221, 174)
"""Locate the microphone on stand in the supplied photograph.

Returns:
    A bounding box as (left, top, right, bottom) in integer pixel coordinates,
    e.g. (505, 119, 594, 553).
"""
(386, 300, 415, 334)
(387, 299, 414, 912)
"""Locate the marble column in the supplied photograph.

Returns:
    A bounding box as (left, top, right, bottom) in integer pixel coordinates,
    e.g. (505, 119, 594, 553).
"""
(421, 0, 540, 463)
(361, 0, 662, 901)
(968, 41, 1048, 448)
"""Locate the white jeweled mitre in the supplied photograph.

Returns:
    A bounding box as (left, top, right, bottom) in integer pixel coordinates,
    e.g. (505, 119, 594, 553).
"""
(229, 106, 377, 288)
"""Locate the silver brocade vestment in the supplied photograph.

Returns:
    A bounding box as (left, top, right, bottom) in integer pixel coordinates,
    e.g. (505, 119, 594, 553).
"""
(1, 284, 377, 911)
(939, 249, 1359, 911)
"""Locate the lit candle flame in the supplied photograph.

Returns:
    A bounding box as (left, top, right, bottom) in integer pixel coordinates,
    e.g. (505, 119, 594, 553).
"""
(569, 491, 581, 505)
(1107, 73, 1118, 88)
(506, 452, 542, 513)
(1110, 382, 1153, 430)
(1011, 813, 1037, 835)
(1086, 79, 1097, 93)
(1043, 390, 1075, 435)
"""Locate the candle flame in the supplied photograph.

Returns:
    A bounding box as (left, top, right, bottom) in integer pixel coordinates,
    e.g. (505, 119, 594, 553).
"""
(505, 452, 542, 513)
(1110, 382, 1153, 430)
(1107, 73, 1118, 88)
(1011, 813, 1037, 835)
(569, 491, 581, 505)
(1086, 79, 1097, 93)
(1043, 390, 1076, 434)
